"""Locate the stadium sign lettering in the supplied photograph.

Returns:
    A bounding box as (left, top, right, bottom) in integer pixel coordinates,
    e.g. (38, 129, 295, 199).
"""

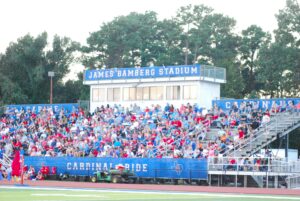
(24, 157, 208, 179)
(66, 162, 148, 172)
(84, 65, 201, 81)
(212, 98, 300, 111)
(6, 103, 78, 114)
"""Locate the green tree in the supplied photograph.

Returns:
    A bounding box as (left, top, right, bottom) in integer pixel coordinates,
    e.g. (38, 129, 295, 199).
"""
(274, 0, 300, 97)
(45, 35, 80, 103)
(153, 19, 183, 66)
(257, 43, 287, 97)
(176, 4, 213, 65)
(257, 0, 300, 98)
(83, 11, 161, 69)
(0, 73, 28, 104)
(239, 25, 271, 95)
(0, 33, 79, 104)
(56, 73, 90, 103)
(176, 5, 243, 98)
(193, 13, 243, 98)
(0, 33, 47, 103)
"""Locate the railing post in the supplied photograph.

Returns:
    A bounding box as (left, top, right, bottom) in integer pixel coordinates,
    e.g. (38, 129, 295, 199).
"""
(20, 155, 24, 185)
(189, 169, 191, 184)
(266, 171, 269, 188)
(154, 169, 157, 183)
(268, 157, 270, 172)
(276, 113, 278, 136)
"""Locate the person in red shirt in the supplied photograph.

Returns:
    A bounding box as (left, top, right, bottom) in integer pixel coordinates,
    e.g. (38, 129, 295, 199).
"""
(92, 149, 98, 157)
(226, 158, 237, 170)
(121, 151, 128, 158)
(13, 139, 22, 150)
(11, 149, 21, 181)
(238, 129, 244, 139)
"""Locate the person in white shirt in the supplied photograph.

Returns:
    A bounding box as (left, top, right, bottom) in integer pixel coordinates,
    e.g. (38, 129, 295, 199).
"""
(261, 114, 270, 125)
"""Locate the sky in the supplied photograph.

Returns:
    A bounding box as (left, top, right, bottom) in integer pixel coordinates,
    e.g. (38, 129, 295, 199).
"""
(0, 0, 287, 79)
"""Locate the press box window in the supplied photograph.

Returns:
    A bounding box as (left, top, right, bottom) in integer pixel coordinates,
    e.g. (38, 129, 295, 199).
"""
(92, 88, 105, 102)
(143, 87, 150, 100)
(150, 86, 163, 100)
(107, 88, 120, 102)
(123, 87, 136, 101)
(183, 85, 198, 100)
(136, 87, 143, 100)
(166, 86, 180, 100)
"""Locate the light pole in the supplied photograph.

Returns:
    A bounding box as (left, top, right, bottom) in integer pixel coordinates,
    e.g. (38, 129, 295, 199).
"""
(48, 71, 55, 104)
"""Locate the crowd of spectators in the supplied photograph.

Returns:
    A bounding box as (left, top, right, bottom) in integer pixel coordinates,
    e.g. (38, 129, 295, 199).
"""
(210, 156, 272, 172)
(0, 100, 298, 161)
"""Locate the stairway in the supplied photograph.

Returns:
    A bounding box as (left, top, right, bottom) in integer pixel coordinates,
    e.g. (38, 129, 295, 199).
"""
(286, 174, 300, 188)
(0, 154, 12, 171)
(251, 175, 264, 188)
(224, 112, 300, 157)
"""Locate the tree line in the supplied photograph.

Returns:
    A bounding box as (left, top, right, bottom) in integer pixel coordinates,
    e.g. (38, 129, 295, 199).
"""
(0, 0, 299, 105)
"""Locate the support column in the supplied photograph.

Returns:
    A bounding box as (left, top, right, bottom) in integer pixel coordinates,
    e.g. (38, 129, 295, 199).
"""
(285, 134, 289, 162)
(220, 175, 223, 186)
(244, 175, 247, 187)
(275, 176, 278, 188)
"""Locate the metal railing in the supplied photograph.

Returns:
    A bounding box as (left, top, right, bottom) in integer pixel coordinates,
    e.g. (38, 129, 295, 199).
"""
(286, 175, 300, 189)
(221, 111, 300, 157)
(0, 154, 12, 170)
(208, 156, 300, 188)
(208, 157, 300, 173)
(200, 65, 226, 81)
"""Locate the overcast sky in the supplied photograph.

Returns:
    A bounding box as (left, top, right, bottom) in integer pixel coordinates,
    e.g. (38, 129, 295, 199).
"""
(0, 0, 287, 52)
(0, 0, 287, 79)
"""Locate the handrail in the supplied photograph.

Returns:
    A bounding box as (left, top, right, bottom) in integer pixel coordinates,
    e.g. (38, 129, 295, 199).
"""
(221, 111, 300, 157)
(208, 156, 300, 174)
(0, 154, 12, 170)
(286, 174, 300, 189)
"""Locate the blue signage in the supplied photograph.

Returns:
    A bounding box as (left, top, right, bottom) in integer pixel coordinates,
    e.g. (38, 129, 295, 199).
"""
(6, 103, 79, 114)
(24, 157, 208, 180)
(84, 65, 201, 81)
(212, 98, 300, 111)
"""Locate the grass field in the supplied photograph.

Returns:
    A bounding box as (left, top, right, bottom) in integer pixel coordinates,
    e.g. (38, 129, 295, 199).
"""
(1, 186, 300, 201)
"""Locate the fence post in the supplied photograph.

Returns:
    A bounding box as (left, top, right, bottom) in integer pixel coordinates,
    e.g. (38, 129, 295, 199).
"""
(20, 155, 24, 185)
(266, 171, 269, 188)
(189, 169, 192, 184)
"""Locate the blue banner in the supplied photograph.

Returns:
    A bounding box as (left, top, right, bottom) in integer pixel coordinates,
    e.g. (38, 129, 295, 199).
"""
(24, 157, 208, 180)
(84, 65, 201, 81)
(212, 98, 300, 111)
(6, 103, 79, 114)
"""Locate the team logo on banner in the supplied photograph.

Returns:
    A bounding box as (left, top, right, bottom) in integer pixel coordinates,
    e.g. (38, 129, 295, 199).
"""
(172, 162, 183, 175)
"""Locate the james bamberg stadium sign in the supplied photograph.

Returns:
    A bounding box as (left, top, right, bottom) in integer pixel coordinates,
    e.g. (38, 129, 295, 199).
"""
(84, 64, 201, 81)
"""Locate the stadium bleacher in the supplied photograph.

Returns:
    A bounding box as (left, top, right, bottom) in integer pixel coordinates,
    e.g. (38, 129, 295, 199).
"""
(0, 101, 286, 160)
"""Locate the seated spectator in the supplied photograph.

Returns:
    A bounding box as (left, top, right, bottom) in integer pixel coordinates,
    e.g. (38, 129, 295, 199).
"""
(0, 100, 287, 161)
(27, 166, 36, 180)
(36, 171, 44, 180)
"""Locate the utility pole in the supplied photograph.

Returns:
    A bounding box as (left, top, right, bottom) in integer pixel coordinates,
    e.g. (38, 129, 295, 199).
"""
(48, 71, 55, 104)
